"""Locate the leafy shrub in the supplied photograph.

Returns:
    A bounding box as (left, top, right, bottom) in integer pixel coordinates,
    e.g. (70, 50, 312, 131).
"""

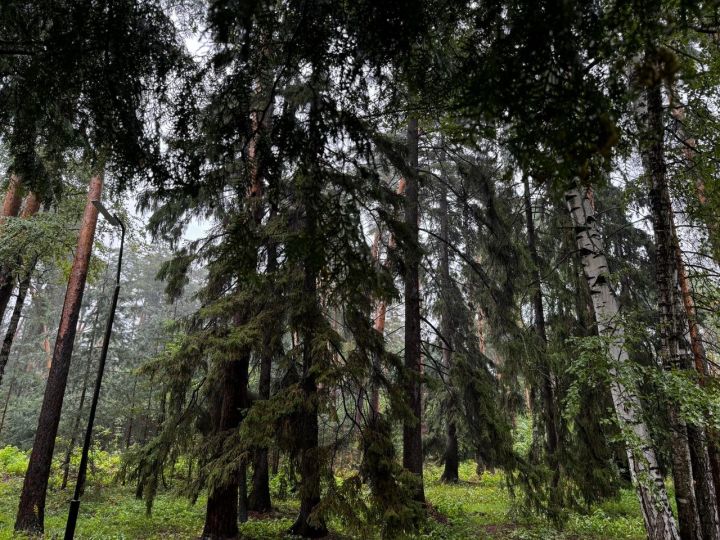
(512, 416, 533, 458)
(0, 445, 28, 476)
(48, 444, 122, 489)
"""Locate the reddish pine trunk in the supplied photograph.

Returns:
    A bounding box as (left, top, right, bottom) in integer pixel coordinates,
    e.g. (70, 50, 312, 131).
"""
(370, 299, 386, 415)
(0, 176, 25, 322)
(20, 191, 40, 219)
(402, 117, 424, 502)
(1, 175, 22, 218)
(15, 175, 102, 534)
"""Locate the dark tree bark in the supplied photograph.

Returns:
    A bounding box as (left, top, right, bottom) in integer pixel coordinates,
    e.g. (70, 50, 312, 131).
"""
(238, 462, 248, 523)
(249, 229, 277, 514)
(288, 307, 326, 538)
(125, 376, 138, 449)
(0, 378, 15, 437)
(0, 264, 32, 387)
(522, 176, 560, 484)
(402, 117, 425, 502)
(369, 178, 405, 416)
(438, 178, 458, 484)
(203, 143, 259, 534)
(247, 93, 276, 514)
(201, 352, 249, 539)
(645, 82, 720, 540)
(671, 87, 720, 520)
(15, 174, 102, 534)
(289, 89, 328, 538)
(0, 192, 41, 386)
(248, 196, 276, 514)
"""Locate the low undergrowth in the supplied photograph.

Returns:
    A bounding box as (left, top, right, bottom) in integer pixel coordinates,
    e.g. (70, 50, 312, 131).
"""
(0, 446, 645, 539)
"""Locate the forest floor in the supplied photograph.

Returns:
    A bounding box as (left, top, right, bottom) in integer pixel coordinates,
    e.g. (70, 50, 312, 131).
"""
(0, 452, 646, 539)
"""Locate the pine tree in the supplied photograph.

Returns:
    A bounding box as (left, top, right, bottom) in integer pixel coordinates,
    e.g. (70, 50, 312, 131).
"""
(15, 173, 103, 533)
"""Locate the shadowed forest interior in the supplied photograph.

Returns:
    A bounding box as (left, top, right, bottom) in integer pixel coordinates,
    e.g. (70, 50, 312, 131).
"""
(2, 1, 720, 539)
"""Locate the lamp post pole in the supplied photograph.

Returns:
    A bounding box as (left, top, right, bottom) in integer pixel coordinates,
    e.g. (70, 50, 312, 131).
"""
(64, 201, 125, 540)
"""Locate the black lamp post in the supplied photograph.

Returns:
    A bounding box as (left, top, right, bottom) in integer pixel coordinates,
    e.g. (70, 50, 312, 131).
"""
(64, 201, 125, 540)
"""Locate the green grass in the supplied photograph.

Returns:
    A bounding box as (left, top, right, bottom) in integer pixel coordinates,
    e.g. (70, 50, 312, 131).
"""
(419, 462, 645, 539)
(0, 447, 646, 539)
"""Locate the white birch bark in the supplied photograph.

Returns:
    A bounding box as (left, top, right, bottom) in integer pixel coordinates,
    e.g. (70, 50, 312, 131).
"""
(565, 185, 679, 540)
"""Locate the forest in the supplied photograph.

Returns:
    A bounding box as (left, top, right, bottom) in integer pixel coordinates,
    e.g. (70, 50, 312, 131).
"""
(1, 1, 720, 539)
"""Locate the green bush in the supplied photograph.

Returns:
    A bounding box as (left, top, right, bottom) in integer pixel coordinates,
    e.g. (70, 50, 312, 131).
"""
(46, 444, 123, 490)
(0, 445, 28, 476)
(512, 416, 533, 458)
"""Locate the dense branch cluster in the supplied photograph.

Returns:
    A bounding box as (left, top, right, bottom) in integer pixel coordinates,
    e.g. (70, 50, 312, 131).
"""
(1, 1, 720, 539)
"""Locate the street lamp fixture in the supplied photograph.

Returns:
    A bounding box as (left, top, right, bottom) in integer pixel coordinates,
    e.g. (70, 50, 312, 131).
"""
(64, 201, 125, 540)
(92, 200, 120, 227)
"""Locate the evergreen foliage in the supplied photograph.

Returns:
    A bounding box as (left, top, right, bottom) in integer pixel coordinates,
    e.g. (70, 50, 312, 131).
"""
(2, 0, 720, 538)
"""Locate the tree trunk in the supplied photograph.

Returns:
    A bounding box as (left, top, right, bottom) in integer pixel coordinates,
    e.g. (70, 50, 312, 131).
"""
(0, 175, 23, 318)
(248, 340, 273, 513)
(0, 263, 33, 387)
(670, 88, 720, 521)
(523, 176, 561, 495)
(238, 462, 248, 523)
(288, 215, 327, 538)
(0, 192, 41, 378)
(15, 174, 103, 534)
(0, 378, 15, 437)
(288, 324, 326, 538)
(644, 82, 720, 540)
(437, 179, 458, 484)
(669, 95, 720, 262)
(249, 447, 271, 514)
(1, 174, 22, 219)
(402, 117, 425, 503)
(289, 91, 328, 536)
(201, 352, 248, 539)
(370, 177, 406, 415)
(565, 185, 679, 540)
(125, 376, 138, 449)
(0, 193, 40, 384)
(370, 296, 386, 416)
(247, 92, 276, 514)
(249, 234, 277, 514)
(60, 322, 97, 490)
(0, 184, 34, 325)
